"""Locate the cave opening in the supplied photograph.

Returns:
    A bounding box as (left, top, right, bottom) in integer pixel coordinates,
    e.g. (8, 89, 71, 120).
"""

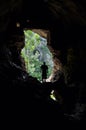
(21, 29, 54, 82)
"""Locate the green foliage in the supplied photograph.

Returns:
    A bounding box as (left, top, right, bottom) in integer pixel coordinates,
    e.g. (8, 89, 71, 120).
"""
(21, 30, 53, 81)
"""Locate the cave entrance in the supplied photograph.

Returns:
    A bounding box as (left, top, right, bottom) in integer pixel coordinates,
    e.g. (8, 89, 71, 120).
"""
(21, 29, 54, 82)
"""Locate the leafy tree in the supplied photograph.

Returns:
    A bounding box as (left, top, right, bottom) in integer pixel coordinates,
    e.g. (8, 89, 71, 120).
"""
(21, 30, 53, 81)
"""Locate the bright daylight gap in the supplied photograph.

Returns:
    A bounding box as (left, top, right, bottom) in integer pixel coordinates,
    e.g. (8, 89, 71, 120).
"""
(21, 29, 54, 82)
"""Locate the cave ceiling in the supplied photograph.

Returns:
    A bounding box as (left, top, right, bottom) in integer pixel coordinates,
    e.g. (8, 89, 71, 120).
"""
(0, 0, 86, 49)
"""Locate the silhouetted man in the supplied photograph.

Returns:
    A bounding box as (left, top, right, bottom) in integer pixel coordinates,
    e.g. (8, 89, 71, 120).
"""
(41, 62, 48, 83)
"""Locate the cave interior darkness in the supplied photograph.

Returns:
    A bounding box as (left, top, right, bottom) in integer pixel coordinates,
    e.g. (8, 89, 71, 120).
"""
(0, 0, 86, 122)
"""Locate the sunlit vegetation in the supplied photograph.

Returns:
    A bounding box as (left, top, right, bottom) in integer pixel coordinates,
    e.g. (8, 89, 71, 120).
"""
(50, 90, 57, 101)
(21, 30, 53, 82)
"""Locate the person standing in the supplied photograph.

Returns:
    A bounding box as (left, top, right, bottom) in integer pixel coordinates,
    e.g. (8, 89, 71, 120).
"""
(41, 62, 48, 83)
